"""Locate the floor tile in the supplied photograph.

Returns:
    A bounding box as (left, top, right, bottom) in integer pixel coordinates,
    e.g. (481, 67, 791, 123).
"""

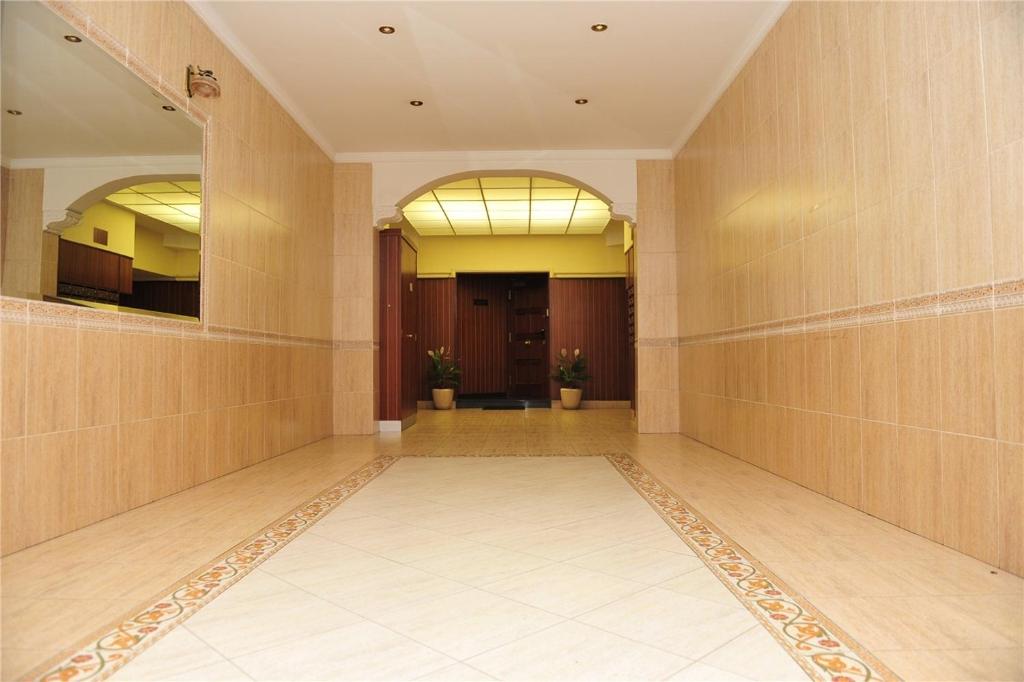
(184, 588, 363, 659)
(308, 563, 470, 617)
(578, 587, 757, 660)
(481, 562, 648, 617)
(232, 620, 456, 681)
(466, 621, 693, 681)
(568, 544, 705, 584)
(111, 628, 227, 681)
(371, 588, 564, 660)
(701, 626, 808, 681)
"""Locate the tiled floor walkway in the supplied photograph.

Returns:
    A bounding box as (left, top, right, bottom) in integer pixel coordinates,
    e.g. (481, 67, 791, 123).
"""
(114, 456, 808, 681)
(2, 410, 1021, 681)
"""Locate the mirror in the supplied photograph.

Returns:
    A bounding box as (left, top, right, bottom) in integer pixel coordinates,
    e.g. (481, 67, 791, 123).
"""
(1, 1, 204, 319)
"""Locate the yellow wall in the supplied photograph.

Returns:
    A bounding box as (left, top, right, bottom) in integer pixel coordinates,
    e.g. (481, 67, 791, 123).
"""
(133, 224, 200, 278)
(417, 233, 626, 277)
(62, 202, 199, 278)
(62, 201, 135, 256)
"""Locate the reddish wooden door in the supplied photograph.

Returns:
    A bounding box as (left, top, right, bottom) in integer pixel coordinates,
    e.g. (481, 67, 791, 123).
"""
(400, 240, 419, 421)
(507, 274, 548, 399)
(456, 275, 509, 395)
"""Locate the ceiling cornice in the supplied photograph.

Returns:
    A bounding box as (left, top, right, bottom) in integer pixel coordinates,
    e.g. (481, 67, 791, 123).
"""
(186, 1, 337, 160)
(668, 0, 790, 159)
(334, 149, 674, 164)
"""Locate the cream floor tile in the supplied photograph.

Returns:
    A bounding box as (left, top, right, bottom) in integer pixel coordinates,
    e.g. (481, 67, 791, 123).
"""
(111, 627, 226, 681)
(625, 527, 699, 555)
(700, 626, 807, 681)
(256, 541, 395, 587)
(465, 621, 693, 681)
(409, 541, 553, 587)
(415, 662, 495, 681)
(231, 620, 456, 681)
(480, 562, 648, 617)
(668, 662, 752, 681)
(568, 544, 705, 585)
(658, 567, 741, 607)
(158, 660, 253, 681)
(371, 588, 564, 660)
(306, 563, 470, 617)
(184, 588, 363, 659)
(578, 587, 757, 660)
(462, 524, 623, 562)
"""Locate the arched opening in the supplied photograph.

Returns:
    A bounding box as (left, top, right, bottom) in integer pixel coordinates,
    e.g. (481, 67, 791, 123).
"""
(377, 171, 635, 431)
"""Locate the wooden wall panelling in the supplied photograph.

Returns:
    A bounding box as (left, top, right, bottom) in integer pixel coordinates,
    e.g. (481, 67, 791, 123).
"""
(549, 277, 630, 401)
(417, 278, 456, 400)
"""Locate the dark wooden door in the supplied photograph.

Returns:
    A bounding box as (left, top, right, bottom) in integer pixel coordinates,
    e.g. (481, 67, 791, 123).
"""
(400, 240, 419, 421)
(456, 275, 509, 395)
(508, 274, 549, 399)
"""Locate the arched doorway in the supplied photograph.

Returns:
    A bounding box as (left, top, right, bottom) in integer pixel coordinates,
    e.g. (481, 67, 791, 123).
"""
(377, 171, 634, 429)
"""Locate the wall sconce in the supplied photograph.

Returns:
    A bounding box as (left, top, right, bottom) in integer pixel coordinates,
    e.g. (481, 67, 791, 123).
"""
(186, 65, 221, 99)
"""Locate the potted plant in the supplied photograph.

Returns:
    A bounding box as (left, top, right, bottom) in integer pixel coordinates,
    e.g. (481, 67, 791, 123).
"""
(426, 346, 460, 409)
(552, 347, 589, 409)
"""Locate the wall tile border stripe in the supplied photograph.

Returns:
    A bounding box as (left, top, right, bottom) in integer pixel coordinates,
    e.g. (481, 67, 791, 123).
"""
(30, 453, 895, 682)
(678, 279, 1024, 346)
(0, 297, 334, 348)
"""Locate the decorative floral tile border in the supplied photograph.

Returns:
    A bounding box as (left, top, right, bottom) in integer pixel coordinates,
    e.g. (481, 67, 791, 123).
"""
(29, 453, 897, 682)
(607, 454, 897, 682)
(30, 455, 399, 682)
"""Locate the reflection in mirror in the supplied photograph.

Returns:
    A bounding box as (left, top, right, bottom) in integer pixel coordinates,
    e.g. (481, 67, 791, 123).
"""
(1, 1, 203, 319)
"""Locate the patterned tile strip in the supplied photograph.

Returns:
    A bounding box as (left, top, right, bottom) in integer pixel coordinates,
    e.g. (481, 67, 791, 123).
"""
(31, 455, 399, 682)
(606, 453, 899, 682)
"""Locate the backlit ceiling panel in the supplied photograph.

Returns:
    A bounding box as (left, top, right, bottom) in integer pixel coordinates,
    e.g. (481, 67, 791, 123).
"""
(403, 177, 611, 236)
(106, 181, 201, 234)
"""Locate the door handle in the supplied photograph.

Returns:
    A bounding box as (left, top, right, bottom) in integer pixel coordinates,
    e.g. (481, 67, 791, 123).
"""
(405, 333, 416, 340)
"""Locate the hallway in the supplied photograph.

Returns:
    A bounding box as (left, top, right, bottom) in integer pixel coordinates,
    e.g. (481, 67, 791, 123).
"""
(5, 411, 1020, 682)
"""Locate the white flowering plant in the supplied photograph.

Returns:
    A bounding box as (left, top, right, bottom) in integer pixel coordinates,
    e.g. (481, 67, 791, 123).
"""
(426, 346, 461, 389)
(551, 348, 590, 388)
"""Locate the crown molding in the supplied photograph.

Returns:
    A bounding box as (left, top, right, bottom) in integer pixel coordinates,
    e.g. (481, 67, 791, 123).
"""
(186, 1, 336, 160)
(668, 0, 789, 158)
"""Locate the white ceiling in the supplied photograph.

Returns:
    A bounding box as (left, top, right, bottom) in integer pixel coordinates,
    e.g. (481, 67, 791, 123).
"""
(193, 1, 786, 157)
(0, 1, 202, 161)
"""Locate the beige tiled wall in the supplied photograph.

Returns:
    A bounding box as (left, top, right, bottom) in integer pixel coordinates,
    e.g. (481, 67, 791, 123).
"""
(0, 0, 334, 555)
(0, 168, 46, 299)
(674, 1, 1023, 575)
(635, 160, 679, 433)
(332, 163, 379, 434)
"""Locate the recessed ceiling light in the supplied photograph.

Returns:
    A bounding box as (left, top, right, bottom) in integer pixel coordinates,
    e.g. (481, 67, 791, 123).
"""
(162, 105, 176, 111)
(379, 25, 395, 34)
(63, 34, 82, 43)
(590, 24, 608, 32)
(409, 100, 424, 107)
(574, 98, 589, 105)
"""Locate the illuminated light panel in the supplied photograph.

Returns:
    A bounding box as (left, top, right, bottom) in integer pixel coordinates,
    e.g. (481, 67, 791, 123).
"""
(402, 176, 611, 236)
(102, 180, 201, 234)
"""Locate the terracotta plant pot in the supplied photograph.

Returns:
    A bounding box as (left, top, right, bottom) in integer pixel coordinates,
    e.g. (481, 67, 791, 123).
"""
(560, 387, 583, 410)
(432, 388, 455, 410)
